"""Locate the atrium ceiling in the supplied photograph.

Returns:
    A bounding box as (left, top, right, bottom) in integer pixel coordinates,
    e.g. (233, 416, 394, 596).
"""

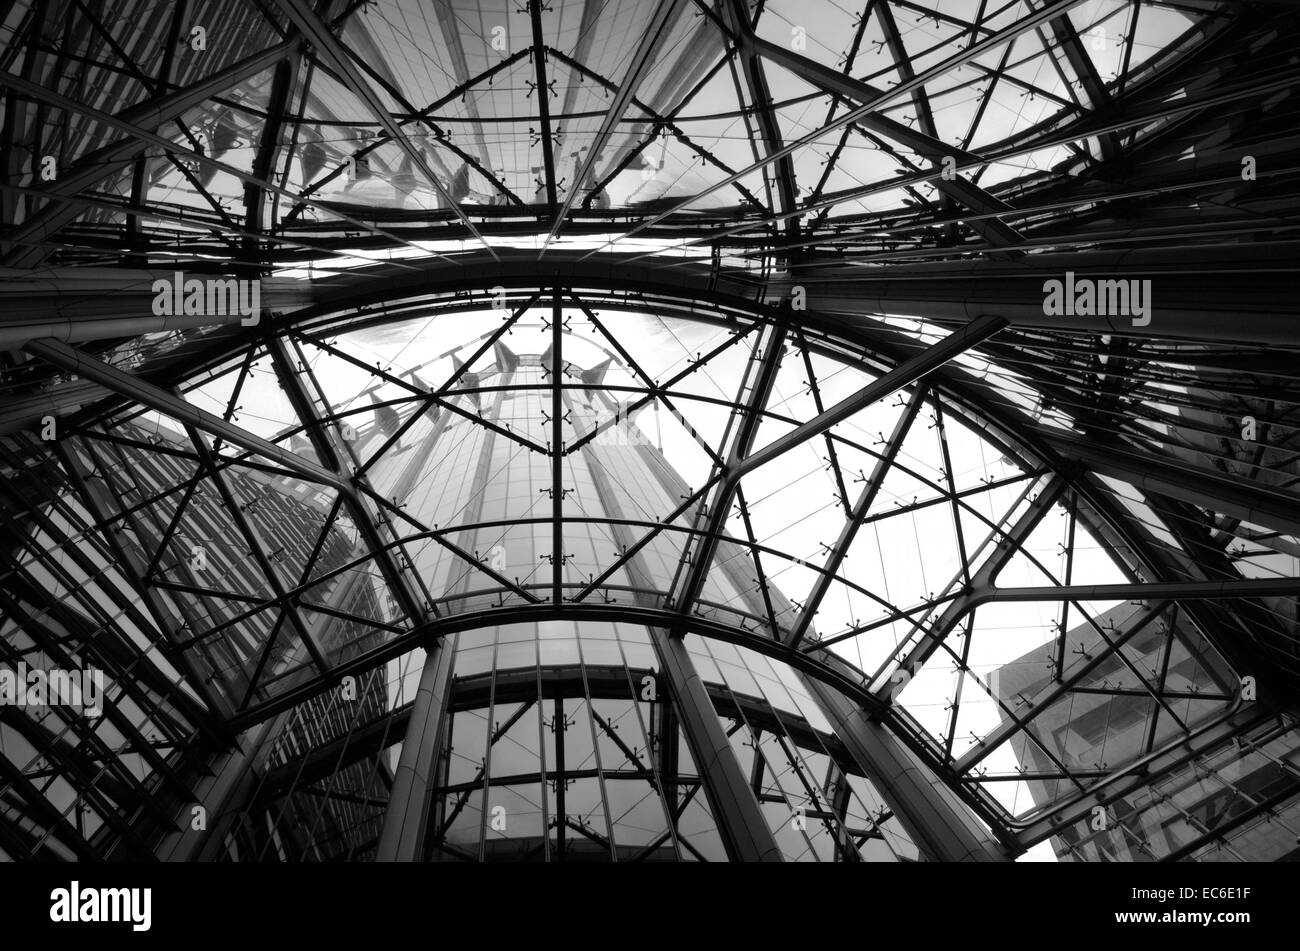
(1, 0, 1298, 862)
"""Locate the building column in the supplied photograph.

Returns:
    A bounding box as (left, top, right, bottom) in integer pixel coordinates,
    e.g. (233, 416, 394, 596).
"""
(374, 636, 458, 861)
(562, 381, 781, 861)
(804, 678, 1008, 862)
(156, 715, 283, 862)
(650, 630, 784, 862)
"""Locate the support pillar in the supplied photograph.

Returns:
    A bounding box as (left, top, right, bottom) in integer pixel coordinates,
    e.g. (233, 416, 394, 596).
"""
(156, 716, 283, 862)
(804, 678, 1008, 862)
(651, 631, 783, 862)
(374, 635, 458, 861)
(565, 375, 783, 862)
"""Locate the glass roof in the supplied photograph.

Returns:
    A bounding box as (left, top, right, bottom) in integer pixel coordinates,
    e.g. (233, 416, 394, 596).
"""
(1, 0, 1298, 863)
(0, 0, 1241, 272)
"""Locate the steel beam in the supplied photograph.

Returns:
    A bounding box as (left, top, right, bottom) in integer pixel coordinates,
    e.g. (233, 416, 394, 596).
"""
(787, 383, 928, 646)
(242, 24, 310, 265)
(541, 0, 684, 250)
(721, 0, 798, 237)
(107, 244, 1296, 349)
(52, 439, 234, 726)
(219, 597, 891, 732)
(284, 48, 532, 222)
(0, 68, 443, 264)
(1011, 704, 1271, 849)
(155, 716, 288, 861)
(0, 0, 50, 230)
(0, 743, 99, 861)
(374, 637, 457, 861)
(987, 578, 1300, 603)
(550, 288, 564, 604)
(953, 599, 1173, 776)
(0, 456, 220, 736)
(1039, 431, 1300, 537)
(184, 422, 330, 676)
(672, 315, 1005, 625)
(757, 0, 1023, 247)
(24, 338, 347, 491)
(1036, 0, 1119, 160)
(265, 336, 435, 627)
(795, 240, 1300, 344)
(1, 37, 298, 265)
(642, 61, 1300, 259)
(270, 0, 497, 258)
(649, 628, 783, 861)
(527, 0, 558, 213)
(802, 676, 1008, 861)
(588, 0, 1086, 251)
(737, 315, 1008, 481)
(878, 476, 1068, 702)
(671, 322, 786, 625)
(548, 47, 762, 212)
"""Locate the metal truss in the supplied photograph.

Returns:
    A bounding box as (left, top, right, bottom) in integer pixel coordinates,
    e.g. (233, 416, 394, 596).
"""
(1, 0, 1298, 863)
(8, 271, 1296, 858)
(4, 0, 1290, 270)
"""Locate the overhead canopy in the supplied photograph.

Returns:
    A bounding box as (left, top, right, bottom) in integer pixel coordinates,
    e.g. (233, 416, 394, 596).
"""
(1, 0, 1298, 864)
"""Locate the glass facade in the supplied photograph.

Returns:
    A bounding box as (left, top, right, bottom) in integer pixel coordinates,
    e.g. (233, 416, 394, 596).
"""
(212, 328, 928, 861)
(994, 603, 1300, 862)
(0, 0, 1296, 865)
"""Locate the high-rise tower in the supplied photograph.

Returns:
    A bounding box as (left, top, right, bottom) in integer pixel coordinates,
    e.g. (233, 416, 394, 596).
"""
(210, 320, 956, 862)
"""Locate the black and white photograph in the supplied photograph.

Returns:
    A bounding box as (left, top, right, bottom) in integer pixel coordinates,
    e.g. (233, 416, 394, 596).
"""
(0, 0, 1295, 934)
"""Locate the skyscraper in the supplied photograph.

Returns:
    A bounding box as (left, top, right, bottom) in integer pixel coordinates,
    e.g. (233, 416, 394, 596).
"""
(993, 603, 1300, 862)
(197, 324, 940, 862)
